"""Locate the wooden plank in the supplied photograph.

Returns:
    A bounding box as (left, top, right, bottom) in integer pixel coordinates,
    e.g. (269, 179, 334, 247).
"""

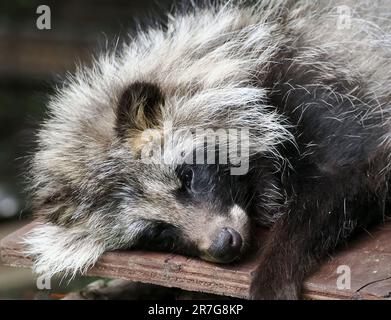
(1, 220, 391, 299)
(303, 223, 391, 300)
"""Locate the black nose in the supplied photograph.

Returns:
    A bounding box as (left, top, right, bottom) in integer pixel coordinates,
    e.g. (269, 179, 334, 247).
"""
(207, 227, 243, 263)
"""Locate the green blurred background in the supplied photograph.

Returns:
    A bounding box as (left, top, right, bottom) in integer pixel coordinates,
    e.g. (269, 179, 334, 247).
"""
(0, 0, 178, 299)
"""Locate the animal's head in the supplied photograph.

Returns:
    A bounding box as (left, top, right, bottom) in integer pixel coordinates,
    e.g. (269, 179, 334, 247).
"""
(26, 81, 259, 278)
(25, 5, 293, 278)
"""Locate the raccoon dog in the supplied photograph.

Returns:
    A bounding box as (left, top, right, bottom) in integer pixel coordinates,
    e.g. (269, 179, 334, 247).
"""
(25, 0, 391, 299)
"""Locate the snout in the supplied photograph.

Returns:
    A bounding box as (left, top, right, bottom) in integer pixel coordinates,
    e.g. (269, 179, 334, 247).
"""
(206, 227, 243, 263)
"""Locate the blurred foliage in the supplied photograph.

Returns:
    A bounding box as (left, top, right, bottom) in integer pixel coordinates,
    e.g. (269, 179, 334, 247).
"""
(0, 79, 49, 219)
(0, 0, 40, 22)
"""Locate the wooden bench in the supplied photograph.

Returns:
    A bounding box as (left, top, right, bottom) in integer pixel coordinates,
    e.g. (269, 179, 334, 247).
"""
(1, 220, 390, 299)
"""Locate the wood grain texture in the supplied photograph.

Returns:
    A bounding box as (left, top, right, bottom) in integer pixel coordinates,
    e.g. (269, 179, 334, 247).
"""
(1, 220, 390, 299)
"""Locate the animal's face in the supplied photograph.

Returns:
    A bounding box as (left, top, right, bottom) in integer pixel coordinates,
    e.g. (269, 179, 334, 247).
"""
(120, 163, 251, 263)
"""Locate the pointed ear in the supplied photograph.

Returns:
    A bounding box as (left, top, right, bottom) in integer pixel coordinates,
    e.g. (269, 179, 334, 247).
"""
(115, 82, 164, 138)
(23, 222, 106, 278)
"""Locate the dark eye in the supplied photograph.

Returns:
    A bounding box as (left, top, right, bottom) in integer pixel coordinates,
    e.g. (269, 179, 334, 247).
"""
(182, 168, 194, 190)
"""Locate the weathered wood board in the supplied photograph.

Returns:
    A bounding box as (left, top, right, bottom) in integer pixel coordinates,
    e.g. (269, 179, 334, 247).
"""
(1, 220, 390, 299)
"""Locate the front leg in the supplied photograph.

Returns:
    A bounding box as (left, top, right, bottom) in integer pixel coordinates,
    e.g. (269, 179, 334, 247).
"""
(249, 212, 318, 300)
(249, 176, 382, 300)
